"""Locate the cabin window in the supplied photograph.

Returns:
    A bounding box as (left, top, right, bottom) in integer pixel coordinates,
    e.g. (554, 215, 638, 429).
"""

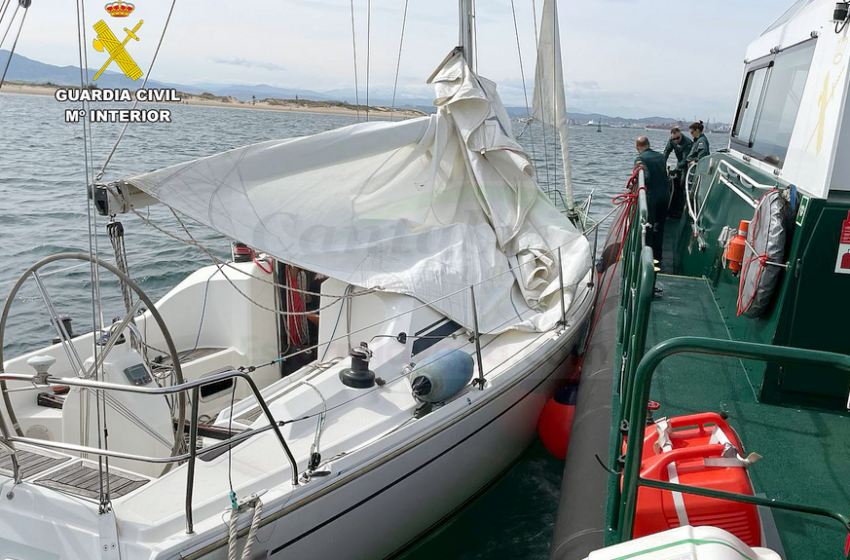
(750, 40, 816, 165)
(731, 38, 816, 167)
(732, 65, 769, 143)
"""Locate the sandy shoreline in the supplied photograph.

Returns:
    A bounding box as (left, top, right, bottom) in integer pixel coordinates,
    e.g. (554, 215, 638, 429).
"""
(1, 82, 428, 119)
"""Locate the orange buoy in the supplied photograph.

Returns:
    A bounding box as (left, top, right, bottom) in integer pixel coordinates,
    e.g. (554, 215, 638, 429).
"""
(725, 220, 750, 274)
(538, 383, 579, 459)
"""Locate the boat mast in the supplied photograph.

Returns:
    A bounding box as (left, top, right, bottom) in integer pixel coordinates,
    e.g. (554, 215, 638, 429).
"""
(458, 0, 475, 73)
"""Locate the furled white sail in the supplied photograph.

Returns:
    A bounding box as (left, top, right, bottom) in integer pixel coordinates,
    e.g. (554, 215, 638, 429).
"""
(532, 0, 574, 212)
(122, 49, 590, 334)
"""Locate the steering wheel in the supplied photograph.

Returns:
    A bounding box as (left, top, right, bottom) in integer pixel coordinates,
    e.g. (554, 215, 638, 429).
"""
(0, 253, 186, 475)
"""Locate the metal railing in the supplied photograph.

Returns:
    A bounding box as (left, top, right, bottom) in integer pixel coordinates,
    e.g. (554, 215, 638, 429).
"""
(615, 170, 656, 422)
(614, 337, 850, 555)
(0, 368, 297, 535)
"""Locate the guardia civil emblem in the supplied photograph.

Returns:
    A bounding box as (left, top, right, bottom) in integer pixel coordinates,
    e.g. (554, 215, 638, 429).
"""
(92, 2, 143, 81)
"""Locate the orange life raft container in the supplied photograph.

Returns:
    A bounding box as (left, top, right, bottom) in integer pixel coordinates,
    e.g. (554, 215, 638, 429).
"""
(624, 413, 762, 547)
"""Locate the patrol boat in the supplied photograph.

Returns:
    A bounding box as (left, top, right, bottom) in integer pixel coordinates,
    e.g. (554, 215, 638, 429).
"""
(0, 1, 594, 559)
(550, 1, 850, 559)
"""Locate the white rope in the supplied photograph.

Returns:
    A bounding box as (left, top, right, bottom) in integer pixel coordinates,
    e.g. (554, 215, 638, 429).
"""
(389, 0, 410, 120)
(228, 498, 263, 560)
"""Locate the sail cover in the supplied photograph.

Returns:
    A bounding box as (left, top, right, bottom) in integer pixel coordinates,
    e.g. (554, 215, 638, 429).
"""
(533, 0, 574, 212)
(122, 50, 590, 334)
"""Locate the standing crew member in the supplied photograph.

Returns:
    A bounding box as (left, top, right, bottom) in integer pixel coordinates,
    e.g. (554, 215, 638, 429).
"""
(662, 127, 692, 219)
(686, 120, 710, 167)
(634, 136, 669, 267)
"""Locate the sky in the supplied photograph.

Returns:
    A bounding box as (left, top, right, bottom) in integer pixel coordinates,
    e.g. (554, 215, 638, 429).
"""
(9, 0, 790, 120)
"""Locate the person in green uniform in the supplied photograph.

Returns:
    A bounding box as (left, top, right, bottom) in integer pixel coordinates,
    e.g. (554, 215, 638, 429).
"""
(662, 127, 692, 219)
(634, 136, 669, 266)
(686, 120, 710, 167)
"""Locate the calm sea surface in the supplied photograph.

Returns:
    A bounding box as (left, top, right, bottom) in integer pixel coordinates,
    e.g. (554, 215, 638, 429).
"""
(0, 92, 714, 558)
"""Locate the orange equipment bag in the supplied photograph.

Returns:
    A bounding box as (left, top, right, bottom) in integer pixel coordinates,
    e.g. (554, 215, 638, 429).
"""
(623, 413, 762, 547)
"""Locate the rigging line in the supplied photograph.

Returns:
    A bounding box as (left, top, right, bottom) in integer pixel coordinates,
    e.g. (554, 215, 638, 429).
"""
(94, 0, 178, 183)
(138, 201, 374, 301)
(0, 1, 18, 52)
(365, 0, 371, 121)
(509, 0, 539, 184)
(80, 0, 114, 501)
(0, 0, 16, 52)
(0, 4, 26, 90)
(0, 0, 12, 29)
(551, 0, 562, 206)
(349, 0, 360, 122)
(233, 236, 588, 371)
(388, 0, 409, 120)
(74, 0, 109, 509)
(143, 207, 374, 315)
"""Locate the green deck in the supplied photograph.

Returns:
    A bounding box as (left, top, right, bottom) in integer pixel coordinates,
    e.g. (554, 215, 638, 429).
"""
(647, 272, 850, 559)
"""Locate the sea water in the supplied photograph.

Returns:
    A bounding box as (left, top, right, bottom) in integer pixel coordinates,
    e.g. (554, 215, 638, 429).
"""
(0, 91, 693, 559)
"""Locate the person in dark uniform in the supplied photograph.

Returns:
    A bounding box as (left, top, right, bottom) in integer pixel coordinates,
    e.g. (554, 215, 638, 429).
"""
(634, 136, 669, 265)
(686, 120, 710, 167)
(662, 127, 692, 219)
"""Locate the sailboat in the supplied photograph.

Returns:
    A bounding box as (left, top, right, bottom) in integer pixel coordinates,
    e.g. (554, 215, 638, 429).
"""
(0, 1, 593, 558)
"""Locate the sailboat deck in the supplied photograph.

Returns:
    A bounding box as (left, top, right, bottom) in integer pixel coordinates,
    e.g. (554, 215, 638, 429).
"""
(647, 273, 850, 560)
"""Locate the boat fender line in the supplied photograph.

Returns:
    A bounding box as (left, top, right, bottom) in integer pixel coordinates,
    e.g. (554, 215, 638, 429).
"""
(737, 189, 790, 318)
(229, 494, 264, 560)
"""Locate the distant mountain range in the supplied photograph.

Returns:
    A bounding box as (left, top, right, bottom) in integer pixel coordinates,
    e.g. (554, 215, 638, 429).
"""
(1, 50, 719, 128)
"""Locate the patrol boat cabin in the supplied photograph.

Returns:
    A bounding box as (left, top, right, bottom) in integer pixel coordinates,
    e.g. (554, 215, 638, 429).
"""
(550, 1, 850, 559)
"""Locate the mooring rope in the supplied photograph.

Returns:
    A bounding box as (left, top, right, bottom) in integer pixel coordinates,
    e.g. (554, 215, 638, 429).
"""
(228, 497, 263, 560)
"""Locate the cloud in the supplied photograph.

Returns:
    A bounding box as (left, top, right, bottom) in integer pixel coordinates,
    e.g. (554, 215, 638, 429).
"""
(212, 57, 286, 72)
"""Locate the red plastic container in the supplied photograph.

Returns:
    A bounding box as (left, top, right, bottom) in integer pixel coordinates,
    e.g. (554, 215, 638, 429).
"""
(624, 413, 761, 547)
(638, 412, 745, 458)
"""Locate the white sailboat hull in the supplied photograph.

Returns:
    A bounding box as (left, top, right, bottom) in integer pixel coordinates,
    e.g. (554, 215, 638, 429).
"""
(188, 330, 578, 560)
